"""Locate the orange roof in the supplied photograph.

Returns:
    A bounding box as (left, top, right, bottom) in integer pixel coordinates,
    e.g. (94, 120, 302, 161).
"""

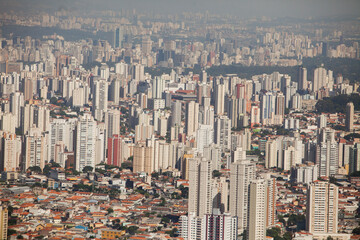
(66, 196, 84, 200)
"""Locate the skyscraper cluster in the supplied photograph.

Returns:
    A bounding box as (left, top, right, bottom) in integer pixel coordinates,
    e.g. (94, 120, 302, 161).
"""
(0, 12, 358, 240)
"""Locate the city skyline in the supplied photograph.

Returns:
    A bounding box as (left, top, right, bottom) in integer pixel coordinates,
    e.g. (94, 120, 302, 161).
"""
(0, 1, 359, 240)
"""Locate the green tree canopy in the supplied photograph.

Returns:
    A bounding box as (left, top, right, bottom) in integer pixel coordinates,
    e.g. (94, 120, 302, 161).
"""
(82, 166, 94, 173)
(28, 166, 42, 173)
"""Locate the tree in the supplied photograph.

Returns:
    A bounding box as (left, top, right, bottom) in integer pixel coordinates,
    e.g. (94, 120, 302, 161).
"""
(316, 94, 360, 113)
(7, 229, 16, 236)
(107, 208, 114, 214)
(8, 205, 14, 215)
(28, 166, 42, 173)
(151, 172, 160, 180)
(179, 185, 188, 198)
(300, 116, 307, 122)
(161, 216, 170, 224)
(121, 161, 133, 171)
(283, 232, 293, 240)
(169, 228, 178, 237)
(83, 166, 94, 173)
(43, 165, 52, 175)
(171, 192, 181, 199)
(32, 182, 42, 188)
(266, 227, 281, 238)
(159, 197, 166, 206)
(51, 162, 61, 168)
(240, 230, 247, 240)
(329, 176, 337, 184)
(278, 215, 286, 225)
(344, 133, 360, 141)
(127, 226, 139, 235)
(66, 168, 80, 176)
(350, 171, 360, 177)
(352, 227, 360, 235)
(213, 170, 222, 178)
(287, 214, 306, 230)
(50, 97, 58, 105)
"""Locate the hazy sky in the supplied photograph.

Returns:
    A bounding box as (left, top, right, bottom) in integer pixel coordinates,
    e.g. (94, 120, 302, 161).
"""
(1, 0, 360, 18)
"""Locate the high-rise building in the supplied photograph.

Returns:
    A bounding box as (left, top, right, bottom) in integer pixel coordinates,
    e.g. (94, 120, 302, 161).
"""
(185, 101, 199, 137)
(179, 213, 203, 240)
(107, 134, 123, 167)
(230, 158, 256, 233)
(141, 36, 152, 54)
(247, 179, 267, 240)
(345, 102, 354, 132)
(306, 181, 338, 234)
(24, 78, 33, 100)
(214, 84, 225, 115)
(316, 128, 338, 177)
(266, 178, 277, 228)
(105, 109, 121, 138)
(197, 84, 211, 106)
(113, 27, 124, 49)
(313, 67, 333, 92)
(203, 211, 238, 240)
(132, 64, 145, 81)
(0, 113, 16, 134)
(180, 210, 237, 240)
(133, 143, 153, 174)
(201, 70, 207, 84)
(298, 66, 308, 90)
(290, 164, 319, 185)
(338, 140, 352, 172)
(134, 124, 154, 143)
(203, 144, 222, 170)
(110, 79, 121, 105)
(24, 128, 47, 170)
(349, 143, 360, 174)
(171, 100, 182, 127)
(265, 139, 277, 168)
(317, 114, 327, 129)
(322, 42, 328, 57)
(250, 105, 260, 127)
(49, 119, 73, 163)
(188, 157, 213, 217)
(231, 129, 251, 152)
(152, 76, 165, 99)
(115, 62, 128, 76)
(10, 92, 24, 128)
(214, 115, 231, 150)
(275, 92, 285, 116)
(72, 87, 85, 107)
(0, 204, 8, 240)
(93, 79, 108, 121)
(151, 139, 175, 171)
(0, 132, 21, 172)
(291, 93, 302, 110)
(75, 113, 96, 172)
(22, 103, 50, 134)
(196, 124, 214, 154)
(199, 104, 215, 126)
(313, 67, 326, 92)
(260, 92, 275, 125)
(227, 95, 247, 129)
(95, 123, 105, 166)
